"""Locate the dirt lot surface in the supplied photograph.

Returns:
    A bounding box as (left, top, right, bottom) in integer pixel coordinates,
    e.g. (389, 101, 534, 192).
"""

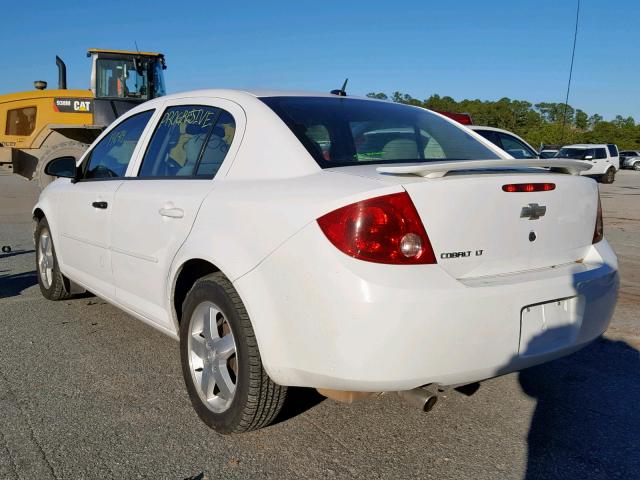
(0, 167, 638, 479)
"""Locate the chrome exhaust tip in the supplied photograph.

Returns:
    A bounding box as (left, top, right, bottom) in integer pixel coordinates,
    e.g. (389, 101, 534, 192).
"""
(397, 385, 438, 412)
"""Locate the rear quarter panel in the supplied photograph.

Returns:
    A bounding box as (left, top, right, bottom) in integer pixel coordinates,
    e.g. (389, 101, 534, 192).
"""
(169, 171, 400, 285)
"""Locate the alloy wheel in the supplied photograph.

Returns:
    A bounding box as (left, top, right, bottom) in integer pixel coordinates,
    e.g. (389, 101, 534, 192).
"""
(37, 227, 54, 289)
(187, 301, 238, 413)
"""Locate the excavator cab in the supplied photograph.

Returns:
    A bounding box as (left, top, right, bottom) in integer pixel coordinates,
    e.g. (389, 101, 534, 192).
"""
(0, 48, 168, 185)
(87, 49, 166, 126)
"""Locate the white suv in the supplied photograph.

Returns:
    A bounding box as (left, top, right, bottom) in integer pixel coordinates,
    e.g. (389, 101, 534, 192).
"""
(555, 144, 620, 183)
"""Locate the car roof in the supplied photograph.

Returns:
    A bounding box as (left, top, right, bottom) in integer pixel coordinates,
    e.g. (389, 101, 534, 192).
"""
(467, 125, 514, 134)
(563, 144, 610, 148)
(125, 89, 389, 114)
(159, 89, 368, 101)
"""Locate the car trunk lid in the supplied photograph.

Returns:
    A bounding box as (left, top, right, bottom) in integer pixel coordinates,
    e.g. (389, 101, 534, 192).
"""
(328, 162, 599, 279)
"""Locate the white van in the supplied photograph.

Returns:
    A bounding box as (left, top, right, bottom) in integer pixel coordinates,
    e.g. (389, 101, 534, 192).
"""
(555, 144, 619, 183)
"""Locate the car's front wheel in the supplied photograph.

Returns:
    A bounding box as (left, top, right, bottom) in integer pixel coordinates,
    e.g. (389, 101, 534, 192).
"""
(634, 162, 640, 171)
(180, 272, 287, 434)
(35, 218, 71, 300)
(601, 167, 616, 184)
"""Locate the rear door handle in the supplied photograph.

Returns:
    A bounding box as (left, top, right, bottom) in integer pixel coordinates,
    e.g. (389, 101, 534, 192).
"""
(159, 207, 184, 218)
(92, 201, 108, 209)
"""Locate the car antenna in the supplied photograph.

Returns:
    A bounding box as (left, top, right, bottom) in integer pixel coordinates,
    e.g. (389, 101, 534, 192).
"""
(559, 0, 580, 144)
(330, 78, 348, 96)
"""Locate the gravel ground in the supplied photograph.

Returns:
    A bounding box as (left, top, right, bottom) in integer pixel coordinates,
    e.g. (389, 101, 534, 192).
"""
(0, 166, 638, 480)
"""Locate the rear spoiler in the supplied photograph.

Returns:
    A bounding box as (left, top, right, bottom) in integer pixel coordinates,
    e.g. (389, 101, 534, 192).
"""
(376, 159, 591, 179)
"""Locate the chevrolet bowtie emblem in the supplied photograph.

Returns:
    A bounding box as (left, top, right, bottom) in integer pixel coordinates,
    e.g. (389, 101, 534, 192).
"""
(521, 203, 546, 220)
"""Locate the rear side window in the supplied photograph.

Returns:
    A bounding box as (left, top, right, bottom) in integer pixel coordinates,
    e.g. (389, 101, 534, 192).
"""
(595, 148, 607, 159)
(261, 97, 498, 167)
(607, 144, 618, 157)
(82, 110, 153, 180)
(195, 110, 236, 177)
(138, 106, 218, 177)
(497, 133, 537, 159)
(138, 105, 236, 178)
(5, 107, 37, 136)
(473, 129, 500, 146)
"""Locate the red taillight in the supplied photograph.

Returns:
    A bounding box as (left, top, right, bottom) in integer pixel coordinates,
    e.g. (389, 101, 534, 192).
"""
(502, 183, 556, 192)
(317, 192, 436, 264)
(593, 193, 603, 244)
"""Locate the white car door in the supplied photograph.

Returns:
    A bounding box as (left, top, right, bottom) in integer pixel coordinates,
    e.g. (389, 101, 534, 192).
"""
(110, 98, 244, 329)
(57, 110, 155, 297)
(593, 147, 610, 174)
(607, 144, 620, 170)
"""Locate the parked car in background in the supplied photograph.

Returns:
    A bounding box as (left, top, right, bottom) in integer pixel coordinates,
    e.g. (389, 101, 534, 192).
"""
(620, 150, 640, 170)
(33, 91, 618, 434)
(468, 126, 539, 159)
(539, 149, 559, 159)
(555, 144, 619, 183)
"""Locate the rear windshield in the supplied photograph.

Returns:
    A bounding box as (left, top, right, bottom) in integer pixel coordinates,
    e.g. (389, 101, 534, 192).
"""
(261, 97, 499, 167)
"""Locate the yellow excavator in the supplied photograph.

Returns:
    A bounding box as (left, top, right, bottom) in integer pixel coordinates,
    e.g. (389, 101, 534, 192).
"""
(0, 49, 166, 187)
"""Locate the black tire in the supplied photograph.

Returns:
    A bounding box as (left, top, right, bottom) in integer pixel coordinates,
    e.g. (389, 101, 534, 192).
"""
(35, 217, 71, 300)
(35, 140, 87, 189)
(634, 162, 640, 171)
(180, 272, 287, 434)
(600, 168, 615, 184)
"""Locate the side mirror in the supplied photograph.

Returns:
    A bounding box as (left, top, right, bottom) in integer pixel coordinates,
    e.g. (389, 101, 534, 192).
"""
(44, 156, 76, 179)
(584, 155, 594, 160)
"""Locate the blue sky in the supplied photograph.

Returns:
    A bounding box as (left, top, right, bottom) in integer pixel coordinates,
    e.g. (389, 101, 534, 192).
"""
(1, 1, 637, 120)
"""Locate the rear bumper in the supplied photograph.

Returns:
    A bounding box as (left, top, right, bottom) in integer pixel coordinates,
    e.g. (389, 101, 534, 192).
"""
(235, 224, 618, 391)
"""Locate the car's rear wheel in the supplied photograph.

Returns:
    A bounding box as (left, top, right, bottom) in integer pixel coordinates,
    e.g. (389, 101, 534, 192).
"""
(36, 218, 71, 300)
(180, 272, 287, 434)
(601, 167, 615, 184)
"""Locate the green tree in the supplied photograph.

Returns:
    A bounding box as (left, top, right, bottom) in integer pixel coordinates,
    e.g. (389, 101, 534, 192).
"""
(366, 92, 388, 100)
(366, 90, 639, 150)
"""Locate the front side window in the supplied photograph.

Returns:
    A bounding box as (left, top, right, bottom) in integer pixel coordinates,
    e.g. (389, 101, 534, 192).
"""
(261, 97, 498, 167)
(96, 58, 151, 100)
(557, 148, 592, 160)
(5, 107, 37, 136)
(498, 133, 537, 159)
(82, 110, 153, 179)
(138, 105, 235, 178)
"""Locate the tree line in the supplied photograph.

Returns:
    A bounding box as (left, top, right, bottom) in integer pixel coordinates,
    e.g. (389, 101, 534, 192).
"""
(366, 92, 639, 150)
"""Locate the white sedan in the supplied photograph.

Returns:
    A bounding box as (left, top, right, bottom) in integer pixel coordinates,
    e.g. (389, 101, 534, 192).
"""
(35, 90, 619, 434)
